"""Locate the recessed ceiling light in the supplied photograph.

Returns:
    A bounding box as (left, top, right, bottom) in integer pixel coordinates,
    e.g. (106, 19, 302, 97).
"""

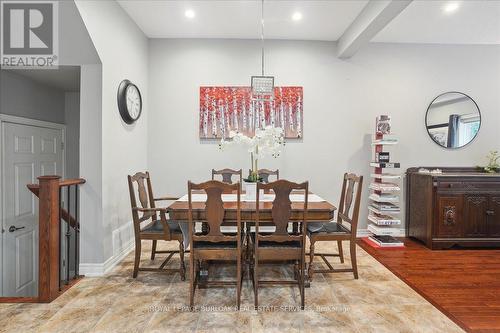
(185, 9, 195, 19)
(292, 12, 302, 21)
(443, 2, 460, 14)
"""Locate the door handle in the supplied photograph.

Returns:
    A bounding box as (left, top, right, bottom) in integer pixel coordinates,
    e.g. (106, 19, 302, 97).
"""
(486, 210, 495, 216)
(8, 225, 25, 232)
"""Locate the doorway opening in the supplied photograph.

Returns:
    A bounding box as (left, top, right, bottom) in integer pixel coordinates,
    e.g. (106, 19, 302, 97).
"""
(0, 66, 80, 297)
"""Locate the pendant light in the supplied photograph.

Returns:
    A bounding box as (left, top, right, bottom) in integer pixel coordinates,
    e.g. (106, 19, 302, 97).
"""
(251, 0, 274, 99)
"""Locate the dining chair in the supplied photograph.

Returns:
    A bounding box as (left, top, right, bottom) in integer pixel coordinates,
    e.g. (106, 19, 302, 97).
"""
(307, 173, 363, 281)
(187, 180, 244, 310)
(127, 172, 185, 280)
(212, 168, 243, 184)
(248, 169, 280, 183)
(250, 179, 308, 310)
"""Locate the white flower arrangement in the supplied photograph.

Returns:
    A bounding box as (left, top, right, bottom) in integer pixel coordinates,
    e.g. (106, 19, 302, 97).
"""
(219, 126, 285, 182)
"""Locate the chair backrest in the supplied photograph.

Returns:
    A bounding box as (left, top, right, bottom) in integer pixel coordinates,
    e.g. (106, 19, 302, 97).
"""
(212, 168, 242, 184)
(337, 173, 363, 236)
(188, 180, 241, 244)
(128, 171, 155, 221)
(256, 179, 308, 243)
(248, 169, 279, 183)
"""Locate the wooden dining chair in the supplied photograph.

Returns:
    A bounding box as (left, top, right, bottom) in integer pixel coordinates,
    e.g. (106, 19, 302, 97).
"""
(248, 169, 280, 183)
(307, 173, 363, 281)
(127, 172, 185, 280)
(188, 180, 244, 310)
(250, 179, 309, 310)
(212, 168, 242, 184)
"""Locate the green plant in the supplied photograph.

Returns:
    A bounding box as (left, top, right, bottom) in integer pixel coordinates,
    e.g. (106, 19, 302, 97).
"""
(480, 150, 500, 173)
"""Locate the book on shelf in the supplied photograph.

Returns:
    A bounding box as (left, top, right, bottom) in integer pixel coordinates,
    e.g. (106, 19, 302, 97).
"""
(375, 152, 390, 162)
(371, 139, 399, 145)
(368, 213, 401, 225)
(377, 134, 398, 141)
(369, 182, 401, 191)
(368, 235, 404, 247)
(368, 205, 400, 215)
(370, 202, 400, 211)
(370, 173, 401, 180)
(369, 193, 399, 203)
(367, 224, 401, 236)
(370, 162, 401, 168)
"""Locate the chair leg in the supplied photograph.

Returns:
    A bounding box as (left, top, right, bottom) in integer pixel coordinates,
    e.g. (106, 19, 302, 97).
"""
(179, 240, 186, 281)
(350, 240, 358, 279)
(253, 252, 258, 309)
(189, 250, 195, 310)
(308, 241, 315, 282)
(151, 240, 157, 260)
(133, 239, 141, 278)
(300, 255, 305, 310)
(337, 240, 344, 263)
(237, 255, 242, 310)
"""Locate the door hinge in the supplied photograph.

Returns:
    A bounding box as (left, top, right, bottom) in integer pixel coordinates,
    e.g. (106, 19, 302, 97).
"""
(61, 142, 64, 150)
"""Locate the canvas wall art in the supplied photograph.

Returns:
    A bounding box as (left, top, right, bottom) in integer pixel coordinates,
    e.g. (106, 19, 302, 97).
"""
(199, 86, 303, 139)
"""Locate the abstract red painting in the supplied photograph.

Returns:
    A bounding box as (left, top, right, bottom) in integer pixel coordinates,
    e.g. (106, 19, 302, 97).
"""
(199, 86, 303, 139)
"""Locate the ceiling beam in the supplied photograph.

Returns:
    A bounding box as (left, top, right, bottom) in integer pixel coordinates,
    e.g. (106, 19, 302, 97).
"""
(337, 0, 412, 59)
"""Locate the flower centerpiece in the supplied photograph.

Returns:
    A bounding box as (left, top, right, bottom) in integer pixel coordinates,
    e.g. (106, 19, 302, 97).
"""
(478, 150, 500, 173)
(219, 126, 285, 198)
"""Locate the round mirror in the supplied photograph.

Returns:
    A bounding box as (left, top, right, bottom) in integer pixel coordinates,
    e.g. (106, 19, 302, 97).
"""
(425, 92, 481, 149)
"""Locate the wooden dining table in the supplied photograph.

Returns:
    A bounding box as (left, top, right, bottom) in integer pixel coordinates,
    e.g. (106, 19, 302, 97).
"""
(167, 190, 337, 222)
(166, 190, 337, 286)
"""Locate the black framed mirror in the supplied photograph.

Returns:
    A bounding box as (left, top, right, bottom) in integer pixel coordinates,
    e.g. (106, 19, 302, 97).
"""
(425, 92, 481, 149)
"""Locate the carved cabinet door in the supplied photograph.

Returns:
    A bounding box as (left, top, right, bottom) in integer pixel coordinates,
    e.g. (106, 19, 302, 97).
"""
(487, 196, 500, 237)
(464, 195, 489, 237)
(436, 196, 463, 237)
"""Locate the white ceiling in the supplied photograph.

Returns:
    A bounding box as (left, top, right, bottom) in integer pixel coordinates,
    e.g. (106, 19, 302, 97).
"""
(119, 0, 500, 45)
(118, 0, 368, 41)
(374, 0, 500, 44)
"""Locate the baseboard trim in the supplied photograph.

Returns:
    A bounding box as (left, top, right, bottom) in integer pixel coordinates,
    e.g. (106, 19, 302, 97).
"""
(79, 240, 134, 277)
(80, 221, 134, 277)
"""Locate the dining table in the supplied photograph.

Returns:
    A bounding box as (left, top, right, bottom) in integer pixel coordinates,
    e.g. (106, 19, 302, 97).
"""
(166, 189, 337, 286)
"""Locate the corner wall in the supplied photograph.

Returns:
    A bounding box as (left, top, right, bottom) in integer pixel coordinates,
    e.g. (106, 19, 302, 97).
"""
(75, 0, 148, 271)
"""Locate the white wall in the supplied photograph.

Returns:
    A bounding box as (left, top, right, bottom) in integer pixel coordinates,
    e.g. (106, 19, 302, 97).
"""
(148, 39, 500, 232)
(0, 71, 65, 124)
(75, 0, 149, 265)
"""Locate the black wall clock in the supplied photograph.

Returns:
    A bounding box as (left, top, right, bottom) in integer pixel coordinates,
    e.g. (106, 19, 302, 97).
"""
(117, 79, 142, 124)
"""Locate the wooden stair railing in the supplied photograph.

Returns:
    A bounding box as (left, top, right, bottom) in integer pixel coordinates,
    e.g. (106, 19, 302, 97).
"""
(27, 176, 86, 302)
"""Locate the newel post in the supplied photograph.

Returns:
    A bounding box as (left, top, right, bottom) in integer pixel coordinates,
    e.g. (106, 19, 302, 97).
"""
(38, 175, 61, 302)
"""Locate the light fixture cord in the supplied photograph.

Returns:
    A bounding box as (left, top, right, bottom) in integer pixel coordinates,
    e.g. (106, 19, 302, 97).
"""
(261, 0, 265, 76)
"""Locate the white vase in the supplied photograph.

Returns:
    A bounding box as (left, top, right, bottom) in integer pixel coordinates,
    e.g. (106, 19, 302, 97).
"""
(244, 182, 263, 201)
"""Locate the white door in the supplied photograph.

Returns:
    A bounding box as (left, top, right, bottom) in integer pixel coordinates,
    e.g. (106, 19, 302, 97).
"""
(2, 122, 63, 297)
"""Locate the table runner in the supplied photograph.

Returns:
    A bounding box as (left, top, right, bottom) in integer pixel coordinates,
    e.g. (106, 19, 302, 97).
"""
(176, 193, 326, 203)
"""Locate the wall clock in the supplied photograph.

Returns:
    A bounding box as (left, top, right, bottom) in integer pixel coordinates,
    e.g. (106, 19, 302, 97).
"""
(117, 79, 142, 124)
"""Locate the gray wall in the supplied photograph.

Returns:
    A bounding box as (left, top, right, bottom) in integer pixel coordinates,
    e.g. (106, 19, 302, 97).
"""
(0, 71, 65, 124)
(147, 39, 500, 232)
(64, 92, 80, 179)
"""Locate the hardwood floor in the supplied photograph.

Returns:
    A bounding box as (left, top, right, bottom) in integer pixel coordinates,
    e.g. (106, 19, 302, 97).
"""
(358, 238, 500, 333)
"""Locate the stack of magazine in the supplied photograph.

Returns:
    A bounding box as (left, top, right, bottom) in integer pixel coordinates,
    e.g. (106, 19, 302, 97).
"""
(368, 235, 404, 247)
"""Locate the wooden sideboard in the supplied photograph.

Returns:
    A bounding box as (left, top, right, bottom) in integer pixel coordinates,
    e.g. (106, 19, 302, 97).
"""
(406, 167, 500, 249)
